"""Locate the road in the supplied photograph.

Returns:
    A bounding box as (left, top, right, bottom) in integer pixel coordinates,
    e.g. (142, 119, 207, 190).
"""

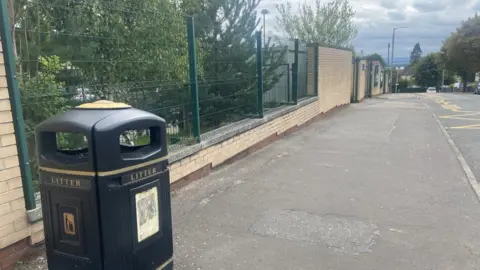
(17, 93, 480, 270)
(422, 92, 480, 190)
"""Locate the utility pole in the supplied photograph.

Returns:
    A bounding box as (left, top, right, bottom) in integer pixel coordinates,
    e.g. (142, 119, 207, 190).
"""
(390, 31, 395, 93)
(395, 67, 400, 93)
(391, 27, 408, 93)
(441, 69, 445, 92)
(387, 43, 391, 93)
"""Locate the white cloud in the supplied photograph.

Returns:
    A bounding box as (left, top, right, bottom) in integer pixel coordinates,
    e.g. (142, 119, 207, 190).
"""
(259, 0, 478, 60)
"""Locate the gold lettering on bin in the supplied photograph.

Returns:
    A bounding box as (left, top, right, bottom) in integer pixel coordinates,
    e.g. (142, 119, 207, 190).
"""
(63, 213, 76, 236)
(49, 176, 86, 189)
(128, 166, 160, 183)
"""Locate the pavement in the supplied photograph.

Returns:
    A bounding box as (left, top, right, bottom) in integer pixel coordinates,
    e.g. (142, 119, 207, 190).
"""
(17, 93, 480, 269)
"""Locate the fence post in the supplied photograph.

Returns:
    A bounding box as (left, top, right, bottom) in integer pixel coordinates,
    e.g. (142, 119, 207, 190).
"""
(292, 39, 299, 104)
(383, 71, 386, 94)
(256, 31, 264, 118)
(351, 57, 355, 103)
(368, 61, 374, 98)
(0, 0, 36, 211)
(287, 64, 291, 102)
(186, 16, 201, 143)
(354, 58, 360, 103)
(313, 45, 319, 95)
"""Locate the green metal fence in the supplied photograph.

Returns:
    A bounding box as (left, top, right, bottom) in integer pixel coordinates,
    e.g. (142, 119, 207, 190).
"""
(4, 0, 313, 193)
(296, 41, 310, 100)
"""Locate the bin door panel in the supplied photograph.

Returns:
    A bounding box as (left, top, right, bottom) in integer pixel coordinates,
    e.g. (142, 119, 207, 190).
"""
(41, 173, 102, 270)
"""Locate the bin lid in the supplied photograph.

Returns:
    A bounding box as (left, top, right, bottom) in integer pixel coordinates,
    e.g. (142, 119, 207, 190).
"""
(76, 100, 131, 110)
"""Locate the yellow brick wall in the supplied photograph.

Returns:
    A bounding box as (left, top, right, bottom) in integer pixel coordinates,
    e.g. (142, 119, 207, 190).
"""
(170, 101, 322, 182)
(357, 60, 367, 101)
(171, 46, 352, 183)
(0, 44, 44, 250)
(317, 47, 352, 112)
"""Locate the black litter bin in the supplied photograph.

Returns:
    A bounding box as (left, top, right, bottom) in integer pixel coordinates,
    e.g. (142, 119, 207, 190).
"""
(36, 100, 173, 270)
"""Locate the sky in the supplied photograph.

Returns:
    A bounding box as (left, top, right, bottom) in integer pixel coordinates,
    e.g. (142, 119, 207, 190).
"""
(258, 0, 480, 64)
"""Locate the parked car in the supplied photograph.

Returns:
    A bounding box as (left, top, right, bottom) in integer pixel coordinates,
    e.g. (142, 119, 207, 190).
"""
(426, 87, 436, 93)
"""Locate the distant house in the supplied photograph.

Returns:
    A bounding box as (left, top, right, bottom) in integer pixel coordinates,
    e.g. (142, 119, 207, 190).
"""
(399, 66, 415, 81)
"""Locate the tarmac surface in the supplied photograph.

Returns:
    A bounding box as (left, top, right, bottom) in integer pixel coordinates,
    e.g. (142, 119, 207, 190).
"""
(422, 92, 480, 190)
(17, 94, 480, 270)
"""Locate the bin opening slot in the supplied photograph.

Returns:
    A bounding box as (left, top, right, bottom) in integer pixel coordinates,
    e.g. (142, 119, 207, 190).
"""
(120, 127, 161, 159)
(56, 132, 89, 157)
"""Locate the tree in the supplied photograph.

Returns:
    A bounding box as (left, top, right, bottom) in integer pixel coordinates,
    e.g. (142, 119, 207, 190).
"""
(181, 0, 284, 128)
(441, 14, 480, 92)
(15, 0, 190, 108)
(15, 0, 284, 140)
(397, 78, 411, 89)
(409, 43, 422, 65)
(365, 53, 386, 66)
(275, 0, 357, 48)
(414, 53, 441, 88)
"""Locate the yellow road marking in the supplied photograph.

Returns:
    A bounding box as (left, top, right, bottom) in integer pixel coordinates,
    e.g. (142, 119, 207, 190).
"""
(441, 117, 480, 121)
(439, 112, 480, 121)
(450, 124, 480, 129)
(429, 96, 480, 129)
(440, 112, 480, 117)
(432, 98, 462, 112)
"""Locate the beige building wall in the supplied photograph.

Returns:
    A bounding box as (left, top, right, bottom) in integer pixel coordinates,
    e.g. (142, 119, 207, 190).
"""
(172, 46, 353, 183)
(357, 60, 367, 101)
(317, 47, 352, 112)
(0, 43, 44, 269)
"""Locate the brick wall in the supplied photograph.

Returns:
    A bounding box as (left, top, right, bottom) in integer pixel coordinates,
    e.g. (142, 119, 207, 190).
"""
(170, 100, 322, 182)
(317, 47, 352, 112)
(0, 44, 44, 270)
(170, 46, 353, 183)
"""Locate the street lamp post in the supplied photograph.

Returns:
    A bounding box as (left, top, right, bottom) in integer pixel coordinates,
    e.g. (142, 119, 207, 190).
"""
(387, 43, 390, 67)
(390, 27, 407, 93)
